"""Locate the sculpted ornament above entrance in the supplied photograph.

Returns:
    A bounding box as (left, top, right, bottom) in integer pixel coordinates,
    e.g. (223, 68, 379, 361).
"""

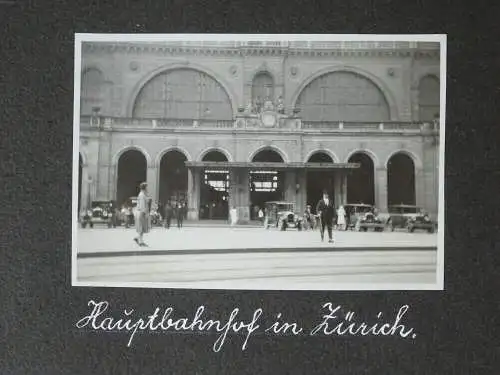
(235, 95, 301, 130)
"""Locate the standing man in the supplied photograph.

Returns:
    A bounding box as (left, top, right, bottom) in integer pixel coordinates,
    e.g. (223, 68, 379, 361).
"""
(176, 202, 184, 229)
(164, 201, 173, 229)
(316, 190, 336, 243)
(134, 182, 149, 247)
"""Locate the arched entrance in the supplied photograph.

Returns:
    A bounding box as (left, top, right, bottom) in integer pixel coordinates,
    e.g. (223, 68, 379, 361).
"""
(347, 152, 375, 205)
(307, 152, 334, 213)
(78, 153, 83, 213)
(158, 150, 188, 207)
(387, 153, 416, 206)
(116, 149, 147, 207)
(200, 151, 229, 220)
(250, 149, 284, 219)
(296, 71, 390, 122)
(132, 68, 233, 120)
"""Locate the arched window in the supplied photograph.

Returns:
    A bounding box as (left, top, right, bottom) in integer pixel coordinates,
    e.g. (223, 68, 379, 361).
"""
(133, 69, 233, 120)
(251, 72, 274, 106)
(296, 71, 390, 122)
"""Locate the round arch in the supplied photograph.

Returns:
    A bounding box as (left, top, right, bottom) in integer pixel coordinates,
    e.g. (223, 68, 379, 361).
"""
(112, 145, 152, 167)
(386, 151, 417, 206)
(78, 151, 88, 167)
(291, 65, 398, 121)
(248, 145, 289, 163)
(115, 148, 148, 207)
(198, 147, 233, 162)
(158, 149, 190, 207)
(127, 62, 238, 118)
(412, 71, 440, 90)
(304, 149, 339, 163)
(155, 146, 192, 168)
(345, 148, 381, 169)
(384, 149, 422, 170)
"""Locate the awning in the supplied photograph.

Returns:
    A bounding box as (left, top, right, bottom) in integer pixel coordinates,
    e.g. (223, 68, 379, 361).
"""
(184, 161, 360, 170)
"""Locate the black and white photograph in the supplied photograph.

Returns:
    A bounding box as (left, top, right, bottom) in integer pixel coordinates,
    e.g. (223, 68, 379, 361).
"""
(72, 34, 446, 290)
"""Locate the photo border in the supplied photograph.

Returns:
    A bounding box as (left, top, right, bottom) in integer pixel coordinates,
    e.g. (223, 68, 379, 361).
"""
(71, 33, 446, 291)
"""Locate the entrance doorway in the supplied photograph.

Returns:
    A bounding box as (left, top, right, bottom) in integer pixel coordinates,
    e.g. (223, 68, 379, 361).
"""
(347, 152, 375, 205)
(250, 149, 284, 219)
(200, 150, 229, 220)
(158, 150, 188, 208)
(387, 153, 416, 206)
(306, 152, 334, 213)
(116, 149, 147, 207)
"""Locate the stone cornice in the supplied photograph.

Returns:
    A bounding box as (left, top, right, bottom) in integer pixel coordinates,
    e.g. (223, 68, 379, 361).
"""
(81, 42, 440, 59)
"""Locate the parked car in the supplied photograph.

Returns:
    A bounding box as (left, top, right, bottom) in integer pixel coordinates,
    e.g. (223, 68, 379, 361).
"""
(386, 204, 422, 231)
(81, 201, 117, 228)
(264, 201, 303, 231)
(406, 212, 436, 233)
(344, 203, 375, 230)
(357, 211, 386, 232)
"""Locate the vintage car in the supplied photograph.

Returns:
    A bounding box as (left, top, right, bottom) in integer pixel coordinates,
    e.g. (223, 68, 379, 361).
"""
(344, 203, 375, 230)
(263, 201, 303, 231)
(386, 204, 422, 231)
(356, 211, 386, 232)
(81, 201, 117, 228)
(406, 212, 436, 233)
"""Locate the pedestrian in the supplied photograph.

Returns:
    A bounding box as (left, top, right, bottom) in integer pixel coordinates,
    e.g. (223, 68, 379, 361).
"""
(133, 182, 149, 247)
(164, 201, 173, 229)
(230, 206, 238, 226)
(176, 202, 184, 228)
(258, 208, 264, 223)
(337, 205, 346, 231)
(316, 190, 336, 243)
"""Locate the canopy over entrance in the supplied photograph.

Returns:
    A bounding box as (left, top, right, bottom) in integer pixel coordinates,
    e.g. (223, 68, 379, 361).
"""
(185, 161, 360, 170)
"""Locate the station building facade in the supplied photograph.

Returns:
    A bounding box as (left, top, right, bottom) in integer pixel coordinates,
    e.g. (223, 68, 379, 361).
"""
(78, 40, 441, 222)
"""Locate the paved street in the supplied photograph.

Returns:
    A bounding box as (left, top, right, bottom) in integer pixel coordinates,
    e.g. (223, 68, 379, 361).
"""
(75, 227, 439, 289)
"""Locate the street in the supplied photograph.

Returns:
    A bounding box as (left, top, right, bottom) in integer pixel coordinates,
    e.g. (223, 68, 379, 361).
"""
(75, 226, 439, 289)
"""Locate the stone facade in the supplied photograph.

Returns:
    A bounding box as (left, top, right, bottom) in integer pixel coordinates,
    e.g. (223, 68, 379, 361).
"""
(78, 41, 441, 220)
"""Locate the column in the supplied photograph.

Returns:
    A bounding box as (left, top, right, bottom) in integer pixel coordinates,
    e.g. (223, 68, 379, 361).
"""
(340, 172, 347, 206)
(333, 171, 342, 206)
(238, 169, 250, 223)
(79, 166, 90, 212)
(375, 167, 388, 213)
(147, 165, 159, 203)
(187, 168, 200, 220)
(284, 170, 296, 203)
(415, 167, 425, 210)
(296, 169, 307, 211)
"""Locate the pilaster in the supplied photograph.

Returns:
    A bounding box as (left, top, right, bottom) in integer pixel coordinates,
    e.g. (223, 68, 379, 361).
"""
(375, 167, 388, 212)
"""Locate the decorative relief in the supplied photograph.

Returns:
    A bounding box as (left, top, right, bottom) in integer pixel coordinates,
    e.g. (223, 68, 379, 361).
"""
(290, 66, 298, 77)
(387, 67, 395, 77)
(129, 61, 139, 71)
(229, 65, 238, 76)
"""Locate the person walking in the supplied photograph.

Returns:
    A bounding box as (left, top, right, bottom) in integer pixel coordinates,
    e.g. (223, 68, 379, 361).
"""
(337, 205, 346, 231)
(133, 182, 149, 247)
(316, 190, 336, 243)
(230, 206, 238, 226)
(176, 202, 184, 229)
(164, 202, 173, 229)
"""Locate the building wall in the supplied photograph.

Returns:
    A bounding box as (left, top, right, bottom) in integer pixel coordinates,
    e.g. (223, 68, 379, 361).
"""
(78, 42, 441, 217)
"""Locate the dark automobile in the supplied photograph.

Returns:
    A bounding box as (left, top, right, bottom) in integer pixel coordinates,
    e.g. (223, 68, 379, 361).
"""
(81, 201, 117, 228)
(264, 201, 303, 231)
(357, 211, 386, 232)
(344, 203, 374, 230)
(407, 213, 436, 233)
(386, 204, 421, 231)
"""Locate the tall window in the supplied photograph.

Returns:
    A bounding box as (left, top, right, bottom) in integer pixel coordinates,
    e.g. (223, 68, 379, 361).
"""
(418, 75, 440, 122)
(251, 72, 274, 104)
(80, 68, 105, 115)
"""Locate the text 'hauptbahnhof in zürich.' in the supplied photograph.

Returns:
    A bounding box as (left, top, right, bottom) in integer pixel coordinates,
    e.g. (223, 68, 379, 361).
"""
(77, 40, 440, 223)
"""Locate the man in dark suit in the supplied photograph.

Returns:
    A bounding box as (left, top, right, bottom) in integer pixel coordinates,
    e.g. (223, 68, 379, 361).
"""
(316, 190, 336, 243)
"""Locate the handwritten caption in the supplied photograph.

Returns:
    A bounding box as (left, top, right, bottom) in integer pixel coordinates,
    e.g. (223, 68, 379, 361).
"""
(76, 300, 417, 352)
